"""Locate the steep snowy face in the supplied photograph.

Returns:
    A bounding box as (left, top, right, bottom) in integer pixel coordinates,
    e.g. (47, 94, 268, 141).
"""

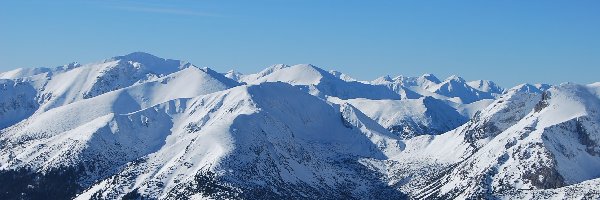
(31, 52, 200, 111)
(242, 64, 323, 85)
(371, 74, 503, 104)
(413, 73, 442, 89)
(427, 83, 600, 199)
(429, 75, 496, 104)
(0, 82, 253, 198)
(468, 80, 505, 94)
(0, 66, 239, 143)
(535, 83, 552, 91)
(109, 52, 185, 75)
(223, 70, 244, 82)
(0, 53, 238, 130)
(371, 75, 394, 85)
(0, 67, 52, 80)
(0, 110, 174, 183)
(339, 103, 406, 156)
(329, 70, 357, 82)
(534, 84, 600, 182)
(461, 84, 545, 148)
(0, 66, 240, 184)
(380, 74, 441, 88)
(3, 53, 598, 199)
(63, 82, 405, 199)
(331, 97, 467, 139)
(372, 83, 599, 199)
(61, 52, 195, 101)
(243, 64, 401, 100)
(419, 73, 442, 85)
(240, 64, 289, 81)
(0, 62, 81, 80)
(0, 79, 39, 129)
(370, 75, 423, 100)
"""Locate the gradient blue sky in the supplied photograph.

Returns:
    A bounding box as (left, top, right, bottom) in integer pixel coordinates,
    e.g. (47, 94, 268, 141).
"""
(1, 0, 599, 87)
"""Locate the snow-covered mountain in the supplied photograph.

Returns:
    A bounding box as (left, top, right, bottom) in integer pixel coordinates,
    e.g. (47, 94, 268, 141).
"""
(428, 83, 600, 199)
(328, 96, 468, 139)
(241, 64, 401, 100)
(0, 52, 238, 129)
(1, 52, 598, 199)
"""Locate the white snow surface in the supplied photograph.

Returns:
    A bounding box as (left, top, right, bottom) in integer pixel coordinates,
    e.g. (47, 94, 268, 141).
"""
(0, 52, 597, 199)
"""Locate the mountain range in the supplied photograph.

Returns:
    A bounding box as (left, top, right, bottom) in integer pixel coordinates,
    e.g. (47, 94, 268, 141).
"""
(1, 52, 598, 199)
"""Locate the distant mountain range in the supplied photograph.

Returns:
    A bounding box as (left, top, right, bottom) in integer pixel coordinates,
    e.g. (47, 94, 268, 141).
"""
(1, 52, 598, 199)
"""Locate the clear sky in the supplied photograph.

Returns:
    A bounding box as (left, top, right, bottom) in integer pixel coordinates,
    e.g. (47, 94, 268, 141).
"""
(1, 0, 599, 87)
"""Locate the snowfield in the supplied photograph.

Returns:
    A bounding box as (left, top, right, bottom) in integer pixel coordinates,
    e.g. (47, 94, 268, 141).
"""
(0, 52, 598, 199)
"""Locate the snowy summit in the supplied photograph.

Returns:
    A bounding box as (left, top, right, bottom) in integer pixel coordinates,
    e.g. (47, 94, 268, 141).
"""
(0, 52, 599, 199)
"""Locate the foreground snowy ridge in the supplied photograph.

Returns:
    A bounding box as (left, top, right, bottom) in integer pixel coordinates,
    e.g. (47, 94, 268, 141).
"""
(0, 52, 598, 199)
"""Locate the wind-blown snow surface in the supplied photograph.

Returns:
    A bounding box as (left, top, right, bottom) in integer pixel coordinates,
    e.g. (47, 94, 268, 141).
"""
(1, 52, 598, 199)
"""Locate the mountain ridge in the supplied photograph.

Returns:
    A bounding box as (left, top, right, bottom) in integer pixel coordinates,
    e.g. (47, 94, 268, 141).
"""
(1, 52, 598, 200)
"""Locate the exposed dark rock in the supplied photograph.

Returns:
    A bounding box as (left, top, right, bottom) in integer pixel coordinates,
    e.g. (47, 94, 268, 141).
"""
(534, 91, 551, 112)
(0, 167, 84, 200)
(575, 117, 600, 156)
(464, 120, 501, 145)
(122, 188, 143, 200)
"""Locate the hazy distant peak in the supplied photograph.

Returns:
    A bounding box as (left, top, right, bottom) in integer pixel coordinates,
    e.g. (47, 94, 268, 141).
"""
(419, 73, 441, 84)
(444, 75, 466, 82)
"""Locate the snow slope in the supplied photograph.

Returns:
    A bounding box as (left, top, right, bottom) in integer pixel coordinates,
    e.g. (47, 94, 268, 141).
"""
(371, 74, 504, 104)
(0, 79, 39, 129)
(329, 70, 357, 82)
(387, 83, 600, 199)
(0, 53, 237, 130)
(329, 97, 467, 138)
(1, 52, 598, 200)
(28, 82, 405, 199)
(242, 64, 401, 100)
(468, 79, 505, 94)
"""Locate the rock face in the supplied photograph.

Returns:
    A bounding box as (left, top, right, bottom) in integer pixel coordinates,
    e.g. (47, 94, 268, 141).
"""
(1, 53, 599, 199)
(0, 79, 39, 129)
(384, 83, 600, 199)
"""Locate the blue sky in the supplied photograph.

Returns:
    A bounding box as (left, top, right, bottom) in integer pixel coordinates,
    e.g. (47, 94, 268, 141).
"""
(1, 0, 599, 87)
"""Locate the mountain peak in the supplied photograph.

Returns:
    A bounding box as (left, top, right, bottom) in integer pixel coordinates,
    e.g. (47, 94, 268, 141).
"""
(254, 64, 290, 76)
(444, 75, 465, 82)
(112, 52, 163, 62)
(3, 54, 599, 199)
(535, 83, 552, 91)
(63, 62, 81, 69)
(241, 63, 328, 86)
(106, 52, 187, 75)
(392, 75, 405, 81)
(224, 70, 244, 82)
(420, 73, 441, 83)
(509, 83, 544, 94)
(271, 63, 291, 69)
(329, 70, 357, 82)
(373, 75, 393, 83)
(291, 63, 322, 71)
(467, 80, 505, 94)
